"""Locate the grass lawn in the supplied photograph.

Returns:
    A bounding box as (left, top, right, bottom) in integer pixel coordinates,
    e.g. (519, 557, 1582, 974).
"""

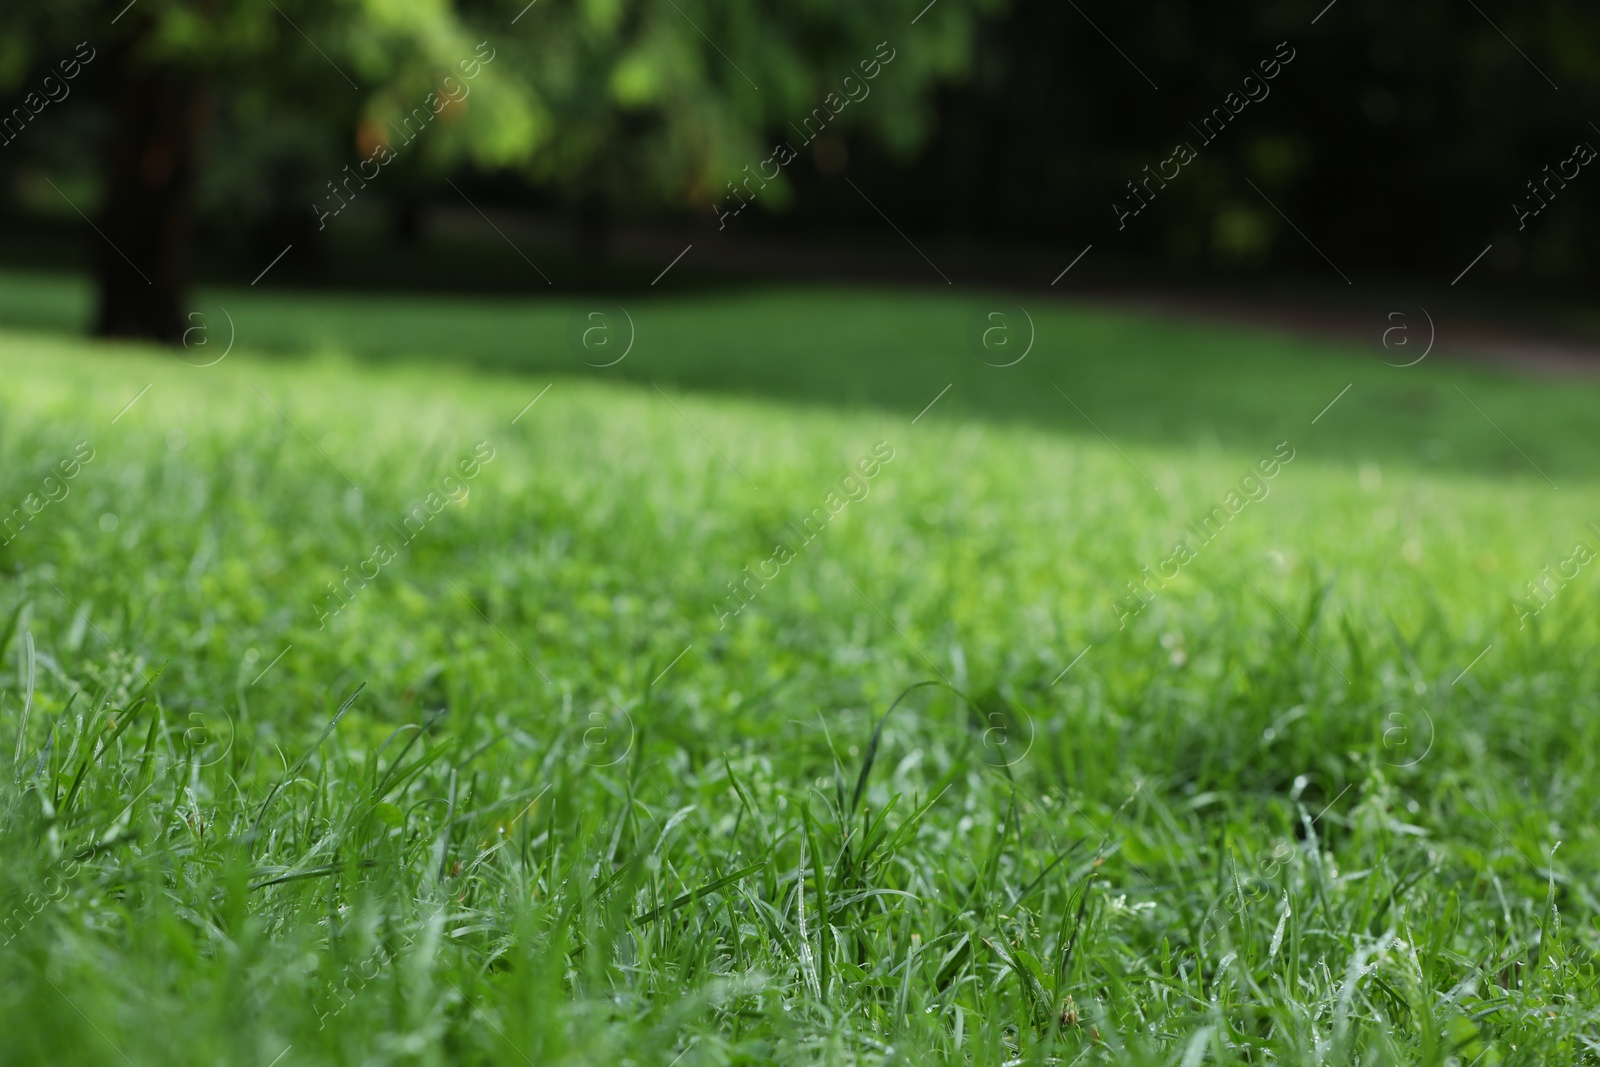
(2, 270, 1598, 1065)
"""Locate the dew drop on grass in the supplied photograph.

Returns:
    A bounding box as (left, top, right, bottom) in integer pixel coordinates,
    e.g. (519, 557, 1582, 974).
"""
(99, 513, 118, 532)
(1268, 895, 1291, 961)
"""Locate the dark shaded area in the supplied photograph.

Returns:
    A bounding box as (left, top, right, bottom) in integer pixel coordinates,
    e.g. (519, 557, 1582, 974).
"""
(4, 267, 1596, 487)
(1, 0, 1596, 335)
(789, 0, 1599, 287)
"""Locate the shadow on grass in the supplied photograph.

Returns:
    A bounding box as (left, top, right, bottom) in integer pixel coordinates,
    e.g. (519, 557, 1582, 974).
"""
(3, 266, 1596, 486)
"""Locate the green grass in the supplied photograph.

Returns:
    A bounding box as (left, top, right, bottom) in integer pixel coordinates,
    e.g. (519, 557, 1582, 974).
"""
(4, 267, 1598, 483)
(2, 273, 1599, 1066)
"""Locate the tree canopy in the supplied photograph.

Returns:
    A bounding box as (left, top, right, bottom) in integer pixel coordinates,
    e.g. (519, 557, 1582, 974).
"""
(2, 0, 998, 337)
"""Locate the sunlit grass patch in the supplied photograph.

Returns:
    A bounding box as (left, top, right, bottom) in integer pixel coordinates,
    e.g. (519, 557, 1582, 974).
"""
(1, 298, 1598, 1065)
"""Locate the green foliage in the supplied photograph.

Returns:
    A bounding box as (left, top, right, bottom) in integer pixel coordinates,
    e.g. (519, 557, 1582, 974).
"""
(0, 0, 997, 218)
(2, 278, 1599, 1062)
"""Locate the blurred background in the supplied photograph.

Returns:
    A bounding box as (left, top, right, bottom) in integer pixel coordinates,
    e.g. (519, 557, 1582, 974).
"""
(2, 0, 1597, 349)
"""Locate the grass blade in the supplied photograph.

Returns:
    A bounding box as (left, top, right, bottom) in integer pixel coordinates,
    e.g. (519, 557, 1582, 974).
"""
(630, 861, 763, 926)
(251, 683, 364, 830)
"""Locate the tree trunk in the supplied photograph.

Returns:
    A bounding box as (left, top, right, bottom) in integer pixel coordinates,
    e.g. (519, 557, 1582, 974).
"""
(391, 196, 424, 246)
(575, 185, 612, 260)
(94, 28, 202, 342)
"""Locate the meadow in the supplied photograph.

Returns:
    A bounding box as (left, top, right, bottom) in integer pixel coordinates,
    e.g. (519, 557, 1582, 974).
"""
(1, 269, 1597, 1066)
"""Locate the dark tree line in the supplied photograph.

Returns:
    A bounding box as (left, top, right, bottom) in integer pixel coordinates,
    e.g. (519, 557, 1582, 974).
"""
(813, 0, 1600, 283)
(1, 0, 1597, 343)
